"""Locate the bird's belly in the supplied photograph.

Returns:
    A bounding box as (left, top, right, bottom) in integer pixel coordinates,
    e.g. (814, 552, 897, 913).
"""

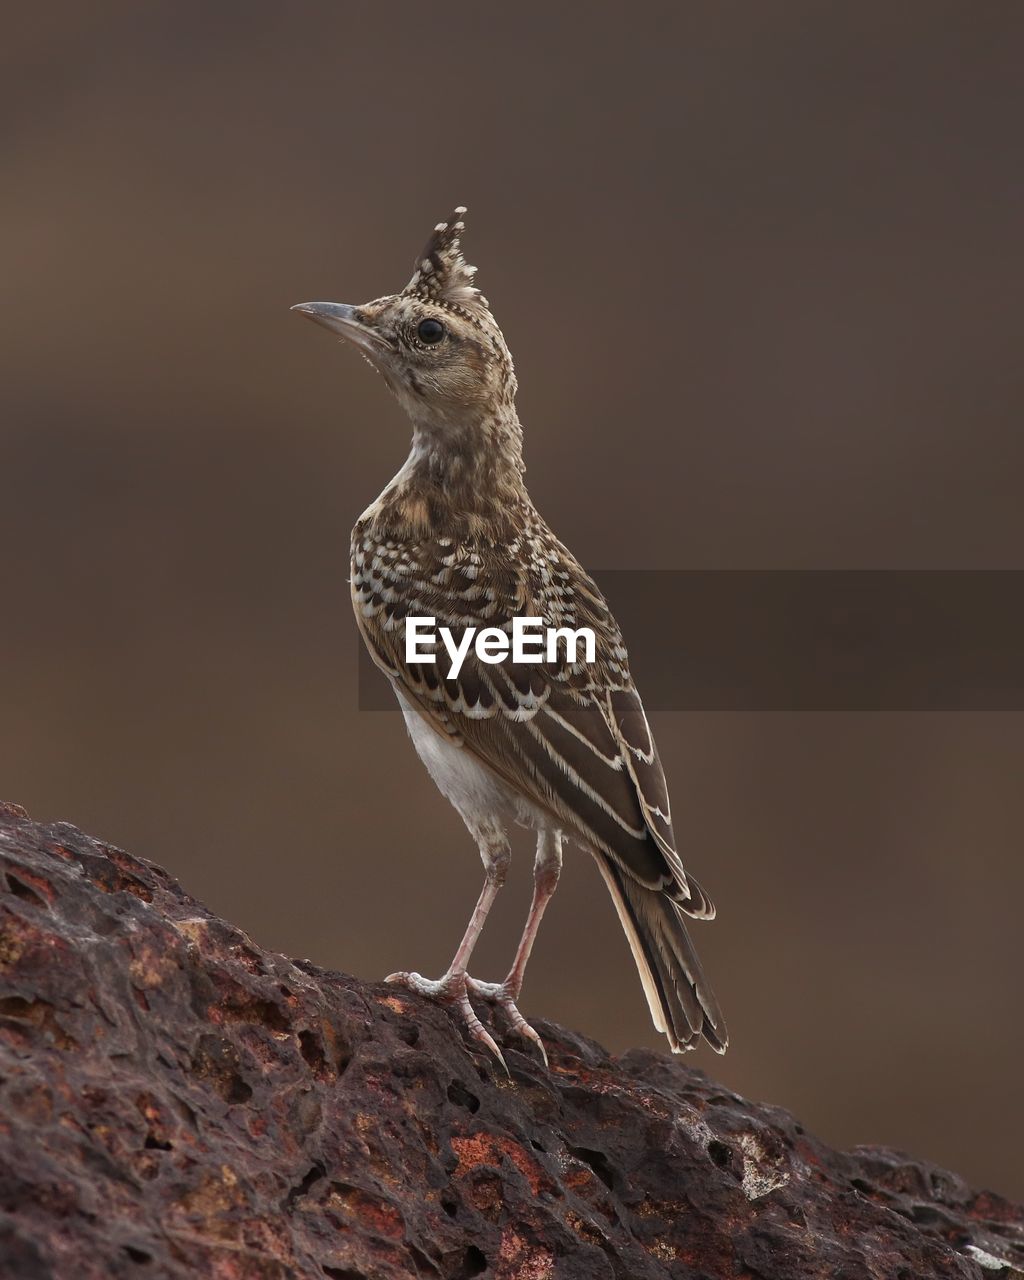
(393, 687, 549, 836)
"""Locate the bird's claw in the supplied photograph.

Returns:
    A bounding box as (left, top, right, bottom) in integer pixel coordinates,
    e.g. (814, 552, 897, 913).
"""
(385, 970, 509, 1075)
(465, 976, 549, 1069)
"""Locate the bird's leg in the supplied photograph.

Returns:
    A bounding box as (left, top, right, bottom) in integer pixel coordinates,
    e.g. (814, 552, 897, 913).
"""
(467, 829, 563, 1067)
(502, 829, 563, 998)
(386, 831, 511, 1071)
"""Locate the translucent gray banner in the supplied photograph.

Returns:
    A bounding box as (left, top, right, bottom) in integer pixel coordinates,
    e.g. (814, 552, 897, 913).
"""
(357, 571, 1024, 711)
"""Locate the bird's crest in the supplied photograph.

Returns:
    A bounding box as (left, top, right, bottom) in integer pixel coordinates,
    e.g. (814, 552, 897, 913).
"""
(402, 207, 489, 312)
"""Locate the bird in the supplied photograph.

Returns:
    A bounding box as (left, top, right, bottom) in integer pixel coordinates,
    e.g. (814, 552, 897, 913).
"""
(292, 207, 727, 1069)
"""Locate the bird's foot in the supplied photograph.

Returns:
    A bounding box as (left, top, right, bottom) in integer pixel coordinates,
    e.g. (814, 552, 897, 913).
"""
(385, 969, 508, 1075)
(465, 977, 549, 1069)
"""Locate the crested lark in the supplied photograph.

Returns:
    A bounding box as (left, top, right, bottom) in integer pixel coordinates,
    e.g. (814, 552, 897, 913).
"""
(293, 209, 727, 1068)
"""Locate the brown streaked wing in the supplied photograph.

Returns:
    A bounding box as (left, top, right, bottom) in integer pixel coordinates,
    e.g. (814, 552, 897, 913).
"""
(353, 529, 705, 906)
(361, 618, 682, 895)
(608, 687, 700, 902)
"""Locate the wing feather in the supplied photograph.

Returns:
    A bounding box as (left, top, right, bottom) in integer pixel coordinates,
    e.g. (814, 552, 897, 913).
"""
(352, 522, 709, 910)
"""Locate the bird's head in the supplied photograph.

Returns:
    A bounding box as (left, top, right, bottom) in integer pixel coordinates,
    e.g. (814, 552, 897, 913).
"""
(293, 207, 517, 431)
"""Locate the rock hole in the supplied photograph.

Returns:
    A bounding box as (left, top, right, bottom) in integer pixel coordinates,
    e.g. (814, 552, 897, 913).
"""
(440, 1191, 459, 1218)
(0, 996, 76, 1049)
(6, 875, 46, 908)
(322, 1268, 365, 1280)
(707, 1140, 733, 1170)
(299, 1029, 328, 1075)
(0, 996, 36, 1019)
(398, 1023, 419, 1047)
(191, 1034, 253, 1105)
(456, 1246, 487, 1278)
(322, 1021, 353, 1076)
(220, 996, 291, 1032)
(568, 1145, 616, 1192)
(122, 1245, 151, 1263)
(143, 1133, 172, 1151)
(91, 911, 121, 937)
(227, 1073, 253, 1104)
(252, 999, 291, 1032)
(286, 1162, 326, 1210)
(446, 1080, 480, 1113)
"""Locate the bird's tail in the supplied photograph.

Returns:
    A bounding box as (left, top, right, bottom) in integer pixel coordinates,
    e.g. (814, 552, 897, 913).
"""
(595, 856, 728, 1054)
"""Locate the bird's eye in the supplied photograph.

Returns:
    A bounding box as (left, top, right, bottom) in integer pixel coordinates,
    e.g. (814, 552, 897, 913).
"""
(417, 317, 446, 344)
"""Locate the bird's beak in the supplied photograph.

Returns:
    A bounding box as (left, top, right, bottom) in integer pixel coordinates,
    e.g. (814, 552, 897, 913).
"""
(290, 302, 389, 354)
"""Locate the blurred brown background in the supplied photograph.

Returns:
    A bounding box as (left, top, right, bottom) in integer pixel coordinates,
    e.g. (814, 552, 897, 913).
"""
(3, 3, 1022, 1198)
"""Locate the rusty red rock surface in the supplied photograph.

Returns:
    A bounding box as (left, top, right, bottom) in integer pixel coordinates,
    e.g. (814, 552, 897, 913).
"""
(0, 800, 1021, 1279)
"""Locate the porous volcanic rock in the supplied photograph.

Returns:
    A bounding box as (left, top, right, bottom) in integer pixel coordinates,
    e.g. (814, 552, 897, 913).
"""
(0, 800, 1021, 1279)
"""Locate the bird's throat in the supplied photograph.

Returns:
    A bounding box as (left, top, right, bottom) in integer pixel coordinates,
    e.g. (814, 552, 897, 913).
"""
(379, 410, 528, 539)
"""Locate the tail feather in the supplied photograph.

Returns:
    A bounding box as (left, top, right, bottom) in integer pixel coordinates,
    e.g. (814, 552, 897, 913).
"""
(596, 855, 728, 1054)
(672, 871, 716, 920)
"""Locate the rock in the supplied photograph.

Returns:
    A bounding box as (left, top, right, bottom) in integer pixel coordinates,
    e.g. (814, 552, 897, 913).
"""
(0, 800, 1021, 1280)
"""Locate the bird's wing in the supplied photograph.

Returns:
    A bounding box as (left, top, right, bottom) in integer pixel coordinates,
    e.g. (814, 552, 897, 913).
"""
(352, 523, 714, 918)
